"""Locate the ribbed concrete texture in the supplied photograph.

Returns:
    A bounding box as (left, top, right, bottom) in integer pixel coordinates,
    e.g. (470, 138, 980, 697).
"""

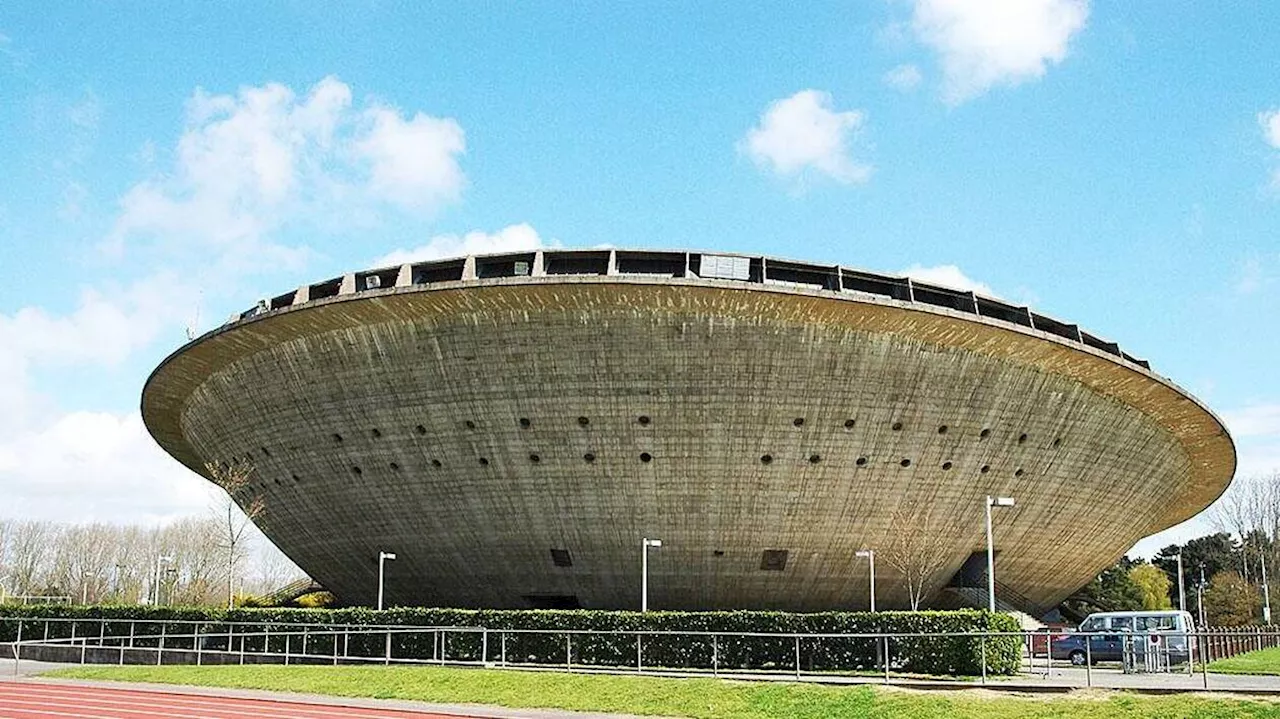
(142, 250, 1235, 614)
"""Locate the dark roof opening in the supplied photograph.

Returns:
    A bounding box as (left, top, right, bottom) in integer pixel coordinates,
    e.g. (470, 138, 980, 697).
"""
(760, 549, 789, 571)
(523, 594, 581, 610)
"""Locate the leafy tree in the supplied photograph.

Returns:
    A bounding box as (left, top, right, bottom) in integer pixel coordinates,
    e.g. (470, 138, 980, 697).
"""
(1129, 562, 1172, 610)
(1204, 571, 1260, 626)
(1061, 557, 1144, 618)
(1152, 533, 1239, 607)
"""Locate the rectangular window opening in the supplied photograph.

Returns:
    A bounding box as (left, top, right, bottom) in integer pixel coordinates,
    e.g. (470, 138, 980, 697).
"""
(308, 277, 342, 301)
(544, 251, 610, 275)
(550, 548, 573, 568)
(477, 253, 536, 279)
(412, 259, 466, 285)
(760, 549, 789, 571)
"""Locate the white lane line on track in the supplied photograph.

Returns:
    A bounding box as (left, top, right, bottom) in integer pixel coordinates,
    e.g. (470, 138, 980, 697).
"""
(0, 686, 468, 719)
(0, 704, 161, 719)
(0, 697, 213, 719)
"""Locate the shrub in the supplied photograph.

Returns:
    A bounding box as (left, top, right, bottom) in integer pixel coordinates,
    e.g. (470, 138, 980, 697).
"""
(0, 605, 1020, 676)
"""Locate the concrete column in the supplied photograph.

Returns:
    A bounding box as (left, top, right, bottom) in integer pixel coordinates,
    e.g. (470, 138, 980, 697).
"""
(338, 273, 357, 296)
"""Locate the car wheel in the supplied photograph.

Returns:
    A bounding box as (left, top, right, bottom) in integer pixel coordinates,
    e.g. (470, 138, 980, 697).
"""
(1069, 650, 1087, 666)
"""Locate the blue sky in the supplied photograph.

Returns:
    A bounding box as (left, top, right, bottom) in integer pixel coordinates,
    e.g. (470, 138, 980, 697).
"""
(1, 1, 1278, 558)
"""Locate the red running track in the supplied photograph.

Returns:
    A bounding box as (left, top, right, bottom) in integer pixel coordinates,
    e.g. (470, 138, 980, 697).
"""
(0, 682, 480, 719)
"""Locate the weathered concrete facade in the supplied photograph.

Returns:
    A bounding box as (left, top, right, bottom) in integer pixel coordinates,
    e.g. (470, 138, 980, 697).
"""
(142, 250, 1235, 613)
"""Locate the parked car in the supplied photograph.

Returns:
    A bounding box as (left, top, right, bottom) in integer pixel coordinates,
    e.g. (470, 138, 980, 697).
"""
(1049, 610, 1195, 665)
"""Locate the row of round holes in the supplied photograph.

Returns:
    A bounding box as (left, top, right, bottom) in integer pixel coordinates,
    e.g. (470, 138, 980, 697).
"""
(342, 452, 654, 474)
(330, 423, 1057, 447)
(339, 455, 1025, 475)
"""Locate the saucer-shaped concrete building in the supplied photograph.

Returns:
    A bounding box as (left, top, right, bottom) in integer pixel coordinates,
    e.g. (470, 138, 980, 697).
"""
(142, 250, 1235, 613)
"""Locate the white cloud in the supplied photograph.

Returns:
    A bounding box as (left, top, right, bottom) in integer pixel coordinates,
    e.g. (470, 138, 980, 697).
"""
(901, 263, 999, 298)
(0, 412, 211, 525)
(1223, 404, 1280, 440)
(372, 223, 553, 268)
(909, 0, 1090, 104)
(356, 107, 466, 210)
(1261, 109, 1280, 190)
(740, 90, 872, 185)
(108, 76, 467, 256)
(883, 64, 924, 92)
(1261, 110, 1280, 149)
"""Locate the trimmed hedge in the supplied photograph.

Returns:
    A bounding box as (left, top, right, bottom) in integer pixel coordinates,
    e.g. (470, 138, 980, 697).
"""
(0, 605, 1021, 676)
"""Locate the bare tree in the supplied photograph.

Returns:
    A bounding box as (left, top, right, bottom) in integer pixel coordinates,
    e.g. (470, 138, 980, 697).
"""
(882, 498, 954, 610)
(0, 518, 11, 600)
(9, 520, 51, 596)
(1212, 472, 1280, 542)
(205, 458, 266, 609)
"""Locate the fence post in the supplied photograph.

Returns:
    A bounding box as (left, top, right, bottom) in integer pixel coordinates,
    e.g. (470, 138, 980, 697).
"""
(343, 628, 349, 659)
(883, 635, 890, 684)
(501, 632, 507, 667)
(566, 634, 572, 672)
(384, 630, 391, 666)
(794, 635, 801, 680)
(1085, 637, 1091, 687)
(158, 624, 165, 666)
(195, 625, 202, 666)
(240, 632, 246, 665)
(482, 628, 488, 665)
(129, 622, 135, 649)
(302, 627, 309, 658)
(980, 633, 987, 685)
(1045, 627, 1052, 676)
(637, 632, 643, 673)
(712, 634, 718, 678)
(1200, 631, 1209, 690)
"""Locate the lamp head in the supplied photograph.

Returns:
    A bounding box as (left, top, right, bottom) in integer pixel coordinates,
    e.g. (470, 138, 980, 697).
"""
(380, 551, 397, 561)
(992, 497, 1016, 507)
(646, 539, 662, 548)
(855, 550, 873, 558)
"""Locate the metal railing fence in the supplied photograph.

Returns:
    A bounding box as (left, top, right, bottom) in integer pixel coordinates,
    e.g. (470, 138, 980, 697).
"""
(6, 617, 1280, 692)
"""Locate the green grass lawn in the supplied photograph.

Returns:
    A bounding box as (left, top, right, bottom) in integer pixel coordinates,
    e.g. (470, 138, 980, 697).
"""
(1210, 647, 1280, 676)
(47, 665, 1280, 719)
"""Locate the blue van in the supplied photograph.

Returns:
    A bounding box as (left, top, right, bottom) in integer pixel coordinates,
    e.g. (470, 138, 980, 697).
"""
(1050, 610, 1195, 665)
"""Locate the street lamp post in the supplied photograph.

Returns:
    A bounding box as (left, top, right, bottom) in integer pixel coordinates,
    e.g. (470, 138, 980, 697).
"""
(1263, 552, 1273, 625)
(641, 538, 662, 612)
(153, 555, 173, 606)
(1198, 565, 1207, 627)
(985, 496, 1015, 613)
(377, 551, 396, 611)
(1176, 553, 1186, 613)
(163, 568, 177, 606)
(855, 549, 876, 612)
(80, 571, 99, 605)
